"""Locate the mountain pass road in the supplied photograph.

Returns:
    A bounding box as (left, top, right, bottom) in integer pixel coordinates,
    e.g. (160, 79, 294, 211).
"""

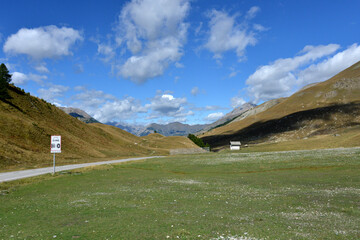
(0, 156, 164, 183)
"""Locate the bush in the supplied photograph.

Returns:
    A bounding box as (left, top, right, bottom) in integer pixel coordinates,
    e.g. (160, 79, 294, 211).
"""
(188, 134, 209, 148)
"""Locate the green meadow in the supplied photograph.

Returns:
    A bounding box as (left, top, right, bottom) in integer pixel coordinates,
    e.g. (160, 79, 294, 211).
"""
(1, 148, 359, 239)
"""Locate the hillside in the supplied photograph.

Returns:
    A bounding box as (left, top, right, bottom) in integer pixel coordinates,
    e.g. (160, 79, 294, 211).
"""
(201, 61, 360, 150)
(0, 86, 200, 171)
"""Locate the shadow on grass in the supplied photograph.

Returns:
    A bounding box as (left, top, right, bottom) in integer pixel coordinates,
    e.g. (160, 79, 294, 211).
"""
(202, 102, 360, 150)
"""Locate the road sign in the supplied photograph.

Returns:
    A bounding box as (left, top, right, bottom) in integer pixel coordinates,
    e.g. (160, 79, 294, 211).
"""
(51, 135, 61, 153)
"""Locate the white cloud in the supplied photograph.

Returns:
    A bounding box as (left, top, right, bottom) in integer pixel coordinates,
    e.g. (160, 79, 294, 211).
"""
(190, 105, 227, 112)
(145, 91, 192, 121)
(253, 23, 268, 32)
(11, 72, 47, 85)
(118, 38, 184, 83)
(246, 44, 341, 103)
(296, 43, 360, 86)
(97, 43, 115, 63)
(35, 63, 49, 73)
(38, 84, 69, 103)
(94, 97, 146, 123)
(231, 96, 246, 108)
(191, 86, 199, 96)
(11, 72, 28, 85)
(72, 87, 146, 123)
(28, 73, 47, 84)
(246, 6, 260, 20)
(71, 87, 193, 123)
(229, 68, 240, 78)
(204, 7, 258, 60)
(73, 88, 116, 109)
(116, 0, 190, 83)
(3, 25, 83, 59)
(205, 112, 224, 121)
(194, 22, 203, 36)
(205, 105, 225, 111)
(146, 92, 187, 115)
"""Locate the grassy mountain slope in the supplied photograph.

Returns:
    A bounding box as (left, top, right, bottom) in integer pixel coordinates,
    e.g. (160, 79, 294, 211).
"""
(0, 86, 199, 171)
(201, 61, 360, 150)
(141, 133, 199, 149)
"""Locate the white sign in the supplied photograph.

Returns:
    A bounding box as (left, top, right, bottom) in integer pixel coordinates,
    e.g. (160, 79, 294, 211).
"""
(51, 135, 61, 153)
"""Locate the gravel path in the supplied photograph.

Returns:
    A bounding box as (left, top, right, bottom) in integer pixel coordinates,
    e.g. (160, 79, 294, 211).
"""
(0, 156, 163, 183)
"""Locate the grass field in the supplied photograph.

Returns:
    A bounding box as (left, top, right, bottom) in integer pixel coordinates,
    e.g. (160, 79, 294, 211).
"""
(1, 148, 359, 239)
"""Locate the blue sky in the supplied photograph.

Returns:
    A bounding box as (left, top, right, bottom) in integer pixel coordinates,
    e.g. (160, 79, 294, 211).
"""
(1, 0, 360, 125)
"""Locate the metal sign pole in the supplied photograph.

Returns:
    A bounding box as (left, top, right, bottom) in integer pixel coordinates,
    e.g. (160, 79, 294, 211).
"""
(53, 153, 56, 175)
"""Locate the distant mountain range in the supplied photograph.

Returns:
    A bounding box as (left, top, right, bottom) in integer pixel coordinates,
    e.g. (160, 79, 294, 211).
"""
(106, 121, 209, 136)
(62, 103, 259, 137)
(105, 122, 145, 136)
(60, 107, 212, 136)
(140, 122, 209, 136)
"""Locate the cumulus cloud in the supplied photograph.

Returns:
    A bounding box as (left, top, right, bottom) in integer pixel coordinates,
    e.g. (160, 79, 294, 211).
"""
(71, 87, 194, 123)
(146, 92, 186, 115)
(11, 72, 28, 85)
(72, 87, 146, 123)
(205, 112, 224, 121)
(204, 7, 259, 60)
(296, 43, 360, 86)
(11, 72, 47, 85)
(3, 25, 83, 59)
(116, 0, 190, 83)
(246, 44, 342, 103)
(94, 97, 147, 123)
(145, 91, 193, 121)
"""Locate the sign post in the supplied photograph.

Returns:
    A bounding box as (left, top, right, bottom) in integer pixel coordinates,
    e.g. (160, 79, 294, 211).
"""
(50, 136, 61, 175)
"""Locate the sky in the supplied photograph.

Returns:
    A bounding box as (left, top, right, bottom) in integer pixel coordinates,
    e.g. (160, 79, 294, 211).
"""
(1, 0, 360, 125)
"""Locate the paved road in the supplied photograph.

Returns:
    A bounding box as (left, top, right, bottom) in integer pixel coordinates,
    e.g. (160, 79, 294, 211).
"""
(0, 156, 163, 183)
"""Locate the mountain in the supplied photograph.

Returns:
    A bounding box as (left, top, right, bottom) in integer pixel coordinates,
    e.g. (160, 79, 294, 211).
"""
(106, 122, 145, 136)
(140, 122, 209, 136)
(197, 103, 256, 134)
(0, 85, 200, 171)
(60, 107, 100, 123)
(106, 121, 209, 137)
(232, 98, 286, 123)
(201, 61, 360, 150)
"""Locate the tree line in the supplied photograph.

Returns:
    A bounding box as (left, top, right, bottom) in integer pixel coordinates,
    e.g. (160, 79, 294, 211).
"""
(187, 134, 210, 149)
